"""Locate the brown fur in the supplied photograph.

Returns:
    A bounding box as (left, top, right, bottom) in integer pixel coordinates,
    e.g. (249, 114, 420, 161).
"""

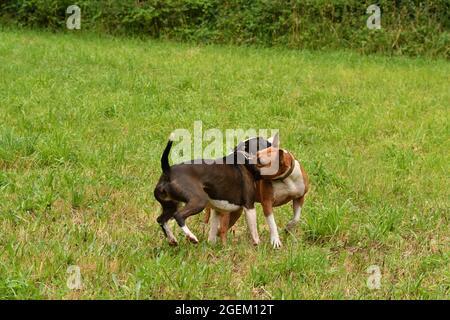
(204, 150, 309, 244)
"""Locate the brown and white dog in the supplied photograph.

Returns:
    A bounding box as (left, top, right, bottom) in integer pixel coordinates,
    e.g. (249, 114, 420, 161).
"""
(206, 135, 309, 248)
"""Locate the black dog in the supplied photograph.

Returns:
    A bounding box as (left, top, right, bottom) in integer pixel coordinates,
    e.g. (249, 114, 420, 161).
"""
(154, 135, 272, 246)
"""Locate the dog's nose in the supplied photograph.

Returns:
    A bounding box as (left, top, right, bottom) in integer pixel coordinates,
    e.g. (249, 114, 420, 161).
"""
(257, 157, 261, 165)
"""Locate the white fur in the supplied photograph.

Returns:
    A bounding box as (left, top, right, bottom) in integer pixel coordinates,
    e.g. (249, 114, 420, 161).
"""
(292, 204, 302, 223)
(209, 199, 241, 212)
(181, 225, 199, 243)
(259, 157, 271, 165)
(244, 208, 259, 245)
(286, 203, 302, 231)
(272, 160, 305, 203)
(163, 222, 177, 243)
(208, 209, 220, 244)
(293, 205, 302, 223)
(265, 214, 282, 249)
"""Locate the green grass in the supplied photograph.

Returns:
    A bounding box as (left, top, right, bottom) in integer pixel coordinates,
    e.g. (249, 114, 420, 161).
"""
(0, 28, 449, 299)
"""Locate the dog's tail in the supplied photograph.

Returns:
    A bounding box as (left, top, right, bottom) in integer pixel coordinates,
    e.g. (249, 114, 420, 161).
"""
(161, 134, 174, 173)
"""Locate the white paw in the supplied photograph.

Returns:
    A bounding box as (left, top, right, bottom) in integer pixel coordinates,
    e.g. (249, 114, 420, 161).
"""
(168, 237, 178, 246)
(208, 235, 217, 244)
(182, 225, 199, 244)
(186, 233, 199, 244)
(271, 237, 282, 249)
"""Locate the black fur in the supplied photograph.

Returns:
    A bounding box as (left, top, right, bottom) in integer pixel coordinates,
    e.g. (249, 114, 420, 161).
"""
(154, 136, 271, 242)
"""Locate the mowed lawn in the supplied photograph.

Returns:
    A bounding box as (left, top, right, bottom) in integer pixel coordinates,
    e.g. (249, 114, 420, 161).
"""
(0, 28, 449, 299)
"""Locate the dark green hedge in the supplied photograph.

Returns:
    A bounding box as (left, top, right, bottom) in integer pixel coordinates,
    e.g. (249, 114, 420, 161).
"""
(1, 0, 449, 58)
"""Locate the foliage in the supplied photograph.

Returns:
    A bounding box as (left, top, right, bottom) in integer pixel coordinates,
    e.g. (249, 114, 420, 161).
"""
(0, 0, 449, 58)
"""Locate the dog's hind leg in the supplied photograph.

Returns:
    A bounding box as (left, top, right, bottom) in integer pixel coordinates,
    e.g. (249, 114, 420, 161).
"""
(286, 195, 305, 232)
(228, 209, 242, 230)
(215, 209, 242, 241)
(156, 201, 179, 246)
(174, 198, 208, 244)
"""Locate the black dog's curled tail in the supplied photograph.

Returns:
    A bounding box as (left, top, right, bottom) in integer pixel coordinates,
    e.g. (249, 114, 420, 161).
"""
(161, 133, 174, 173)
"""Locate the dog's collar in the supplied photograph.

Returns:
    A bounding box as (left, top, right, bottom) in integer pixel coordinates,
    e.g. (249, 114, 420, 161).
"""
(273, 152, 295, 180)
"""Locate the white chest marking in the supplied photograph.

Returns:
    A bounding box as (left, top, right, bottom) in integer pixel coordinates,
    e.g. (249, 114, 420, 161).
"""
(272, 161, 305, 201)
(208, 199, 241, 212)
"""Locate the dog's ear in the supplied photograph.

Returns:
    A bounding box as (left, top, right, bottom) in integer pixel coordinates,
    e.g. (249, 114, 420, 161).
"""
(268, 133, 280, 148)
(279, 149, 290, 168)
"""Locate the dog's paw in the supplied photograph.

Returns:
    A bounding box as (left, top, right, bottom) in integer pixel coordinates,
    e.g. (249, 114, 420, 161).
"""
(271, 237, 282, 249)
(186, 234, 199, 244)
(208, 235, 217, 244)
(285, 220, 298, 232)
(168, 238, 178, 246)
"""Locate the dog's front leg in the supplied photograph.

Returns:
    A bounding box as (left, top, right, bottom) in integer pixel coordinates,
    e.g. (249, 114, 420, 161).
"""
(244, 207, 260, 245)
(208, 209, 220, 244)
(262, 200, 282, 249)
(259, 180, 282, 248)
(265, 213, 282, 249)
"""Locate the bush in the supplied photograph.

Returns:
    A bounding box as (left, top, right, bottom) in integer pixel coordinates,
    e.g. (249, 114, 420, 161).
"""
(0, 0, 448, 58)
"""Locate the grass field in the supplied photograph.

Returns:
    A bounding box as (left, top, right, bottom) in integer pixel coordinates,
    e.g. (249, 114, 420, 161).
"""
(0, 28, 449, 300)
